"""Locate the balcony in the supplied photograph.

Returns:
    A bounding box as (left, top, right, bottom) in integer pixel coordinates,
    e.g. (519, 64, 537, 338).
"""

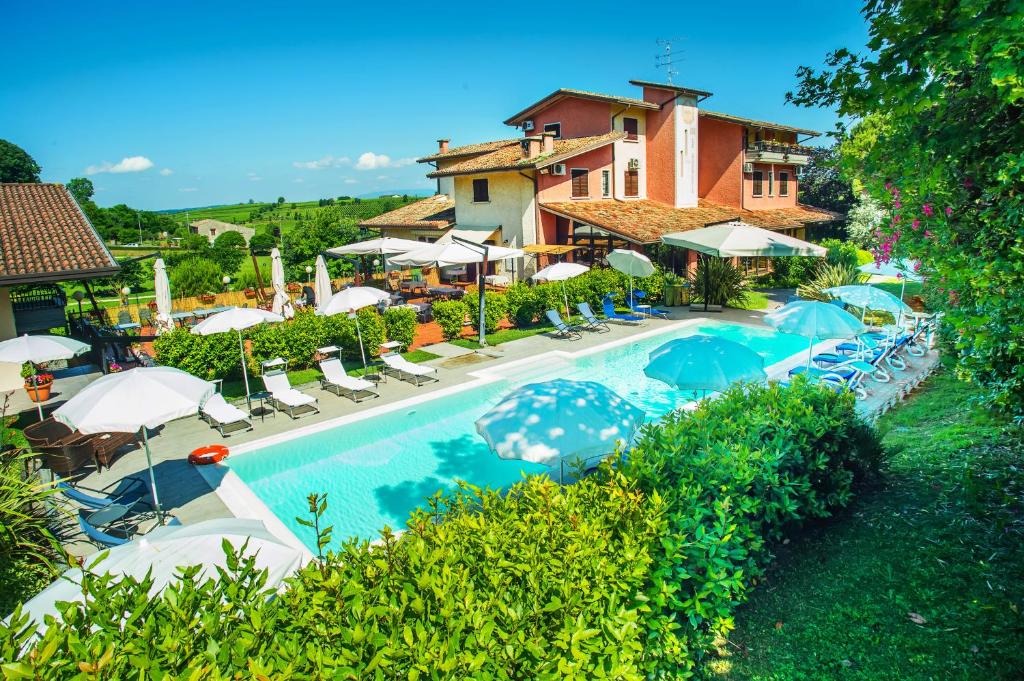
(744, 140, 815, 166)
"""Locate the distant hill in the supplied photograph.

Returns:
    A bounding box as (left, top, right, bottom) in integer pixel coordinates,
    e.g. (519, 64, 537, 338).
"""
(357, 189, 432, 199)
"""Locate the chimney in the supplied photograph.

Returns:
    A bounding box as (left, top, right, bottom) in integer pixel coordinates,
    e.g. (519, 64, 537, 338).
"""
(541, 131, 555, 154)
(521, 135, 542, 159)
(437, 139, 450, 154)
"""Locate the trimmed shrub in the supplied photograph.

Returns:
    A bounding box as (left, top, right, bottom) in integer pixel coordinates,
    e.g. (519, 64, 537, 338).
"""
(432, 300, 467, 340)
(383, 306, 417, 350)
(504, 281, 541, 326)
(169, 257, 222, 297)
(153, 327, 240, 380)
(464, 291, 507, 333)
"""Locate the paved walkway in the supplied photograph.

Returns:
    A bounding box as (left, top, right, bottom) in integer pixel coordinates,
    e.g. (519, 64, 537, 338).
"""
(30, 300, 938, 556)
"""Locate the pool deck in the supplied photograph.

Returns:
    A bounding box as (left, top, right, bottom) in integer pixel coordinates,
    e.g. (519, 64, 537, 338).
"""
(29, 301, 939, 557)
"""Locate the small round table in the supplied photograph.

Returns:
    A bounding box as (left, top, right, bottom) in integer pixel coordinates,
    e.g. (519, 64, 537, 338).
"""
(249, 391, 275, 421)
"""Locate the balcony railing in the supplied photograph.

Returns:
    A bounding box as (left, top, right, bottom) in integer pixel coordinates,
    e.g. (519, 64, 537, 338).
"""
(745, 140, 814, 165)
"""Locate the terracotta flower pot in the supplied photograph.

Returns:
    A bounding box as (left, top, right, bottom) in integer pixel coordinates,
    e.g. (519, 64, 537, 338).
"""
(199, 294, 216, 304)
(25, 380, 53, 403)
(244, 288, 257, 299)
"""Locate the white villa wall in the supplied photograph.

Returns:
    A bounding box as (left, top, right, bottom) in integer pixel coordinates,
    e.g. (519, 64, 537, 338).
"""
(453, 172, 536, 277)
(674, 94, 700, 208)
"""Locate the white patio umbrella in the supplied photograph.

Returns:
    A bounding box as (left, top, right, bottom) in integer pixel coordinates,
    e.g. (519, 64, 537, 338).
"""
(16, 518, 307, 637)
(644, 334, 766, 398)
(269, 247, 290, 317)
(191, 307, 284, 408)
(54, 367, 216, 522)
(606, 249, 655, 309)
(325, 237, 424, 256)
(388, 241, 523, 267)
(153, 258, 172, 333)
(0, 334, 91, 419)
(313, 255, 332, 312)
(475, 379, 644, 482)
(531, 262, 589, 320)
(317, 287, 390, 369)
(763, 300, 867, 368)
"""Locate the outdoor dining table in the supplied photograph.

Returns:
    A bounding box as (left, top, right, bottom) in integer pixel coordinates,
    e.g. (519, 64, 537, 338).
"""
(170, 311, 195, 327)
(427, 286, 463, 300)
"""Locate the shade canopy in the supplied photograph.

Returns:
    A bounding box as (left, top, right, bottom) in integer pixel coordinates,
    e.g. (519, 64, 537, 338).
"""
(153, 258, 172, 329)
(54, 367, 215, 435)
(0, 334, 89, 365)
(606, 249, 655, 277)
(388, 242, 523, 267)
(644, 335, 766, 393)
(858, 258, 922, 281)
(318, 286, 389, 317)
(190, 307, 284, 336)
(764, 300, 866, 340)
(313, 255, 332, 310)
(661, 222, 827, 257)
(531, 262, 590, 282)
(824, 285, 912, 316)
(325, 237, 424, 256)
(17, 519, 307, 636)
(270, 247, 289, 315)
(475, 379, 644, 468)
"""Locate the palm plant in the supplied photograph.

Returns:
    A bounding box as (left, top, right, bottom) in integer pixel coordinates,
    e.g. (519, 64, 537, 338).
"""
(797, 263, 868, 302)
(688, 257, 750, 307)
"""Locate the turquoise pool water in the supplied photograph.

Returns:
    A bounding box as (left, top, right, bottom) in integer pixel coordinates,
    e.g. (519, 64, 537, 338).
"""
(227, 321, 806, 550)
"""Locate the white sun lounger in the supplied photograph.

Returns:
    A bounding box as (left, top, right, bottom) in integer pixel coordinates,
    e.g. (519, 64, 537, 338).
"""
(381, 353, 438, 386)
(319, 358, 378, 402)
(200, 393, 253, 437)
(262, 370, 320, 419)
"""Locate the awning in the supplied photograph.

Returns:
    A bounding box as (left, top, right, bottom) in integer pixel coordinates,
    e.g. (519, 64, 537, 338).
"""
(438, 225, 500, 244)
(522, 244, 581, 255)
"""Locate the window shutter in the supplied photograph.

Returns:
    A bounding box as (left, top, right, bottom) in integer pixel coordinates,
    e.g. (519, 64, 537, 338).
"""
(625, 170, 639, 197)
(571, 169, 588, 198)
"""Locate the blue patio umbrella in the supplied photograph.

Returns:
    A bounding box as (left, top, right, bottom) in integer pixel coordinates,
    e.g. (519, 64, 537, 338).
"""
(858, 258, 923, 304)
(823, 285, 912, 321)
(475, 379, 644, 482)
(644, 334, 766, 398)
(764, 300, 867, 368)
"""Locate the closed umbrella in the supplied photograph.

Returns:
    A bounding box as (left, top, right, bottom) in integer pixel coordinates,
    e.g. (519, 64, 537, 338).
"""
(317, 287, 390, 369)
(475, 378, 644, 482)
(644, 334, 766, 398)
(191, 307, 284, 409)
(606, 249, 655, 309)
(16, 519, 307, 637)
(153, 258, 172, 333)
(0, 335, 90, 419)
(763, 300, 866, 368)
(313, 255, 332, 312)
(270, 248, 290, 317)
(531, 262, 590, 320)
(54, 367, 216, 522)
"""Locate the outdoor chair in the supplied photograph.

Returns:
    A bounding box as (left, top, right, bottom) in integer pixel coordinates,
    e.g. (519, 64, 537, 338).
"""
(544, 310, 582, 340)
(57, 475, 150, 511)
(576, 302, 610, 333)
(261, 363, 320, 419)
(381, 354, 438, 386)
(814, 337, 894, 383)
(78, 507, 134, 547)
(601, 295, 644, 324)
(319, 357, 377, 402)
(138, 307, 154, 328)
(627, 290, 669, 318)
(200, 393, 254, 436)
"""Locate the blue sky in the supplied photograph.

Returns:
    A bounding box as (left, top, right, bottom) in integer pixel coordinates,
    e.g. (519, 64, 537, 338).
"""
(0, 1, 868, 210)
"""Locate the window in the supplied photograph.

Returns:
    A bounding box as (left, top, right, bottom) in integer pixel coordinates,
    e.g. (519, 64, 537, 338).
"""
(571, 169, 589, 198)
(752, 171, 763, 197)
(543, 122, 561, 139)
(472, 178, 489, 202)
(624, 169, 639, 197)
(779, 171, 789, 197)
(768, 171, 774, 196)
(601, 170, 611, 197)
(623, 117, 639, 142)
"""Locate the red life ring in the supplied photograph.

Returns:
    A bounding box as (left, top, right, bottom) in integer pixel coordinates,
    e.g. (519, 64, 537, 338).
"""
(188, 444, 229, 465)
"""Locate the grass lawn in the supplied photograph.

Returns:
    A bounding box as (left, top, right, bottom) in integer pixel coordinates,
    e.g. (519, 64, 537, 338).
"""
(873, 280, 923, 300)
(450, 323, 557, 348)
(733, 290, 770, 311)
(708, 369, 1024, 679)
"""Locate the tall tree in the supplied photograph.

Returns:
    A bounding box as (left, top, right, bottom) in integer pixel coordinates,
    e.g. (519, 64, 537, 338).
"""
(789, 0, 1024, 413)
(0, 140, 41, 183)
(797, 145, 854, 214)
(66, 177, 94, 204)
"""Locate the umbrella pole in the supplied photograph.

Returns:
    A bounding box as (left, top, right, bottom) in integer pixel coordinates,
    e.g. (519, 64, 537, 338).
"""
(237, 329, 252, 413)
(36, 400, 44, 422)
(806, 337, 814, 369)
(142, 428, 164, 524)
(355, 315, 367, 370)
(562, 282, 570, 321)
(629, 274, 633, 310)
(703, 254, 710, 313)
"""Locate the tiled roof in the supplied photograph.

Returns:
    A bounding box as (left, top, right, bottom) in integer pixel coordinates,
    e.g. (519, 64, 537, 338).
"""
(427, 132, 624, 178)
(540, 199, 836, 244)
(417, 139, 520, 163)
(504, 88, 658, 126)
(0, 183, 119, 285)
(628, 80, 714, 99)
(699, 109, 820, 137)
(358, 194, 456, 230)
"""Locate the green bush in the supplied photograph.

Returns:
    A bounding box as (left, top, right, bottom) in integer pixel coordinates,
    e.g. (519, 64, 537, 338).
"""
(821, 238, 860, 269)
(797, 262, 867, 301)
(169, 257, 223, 298)
(464, 291, 507, 333)
(431, 300, 467, 340)
(504, 281, 540, 326)
(383, 306, 417, 350)
(247, 309, 386, 369)
(153, 327, 240, 380)
(0, 449, 58, 615)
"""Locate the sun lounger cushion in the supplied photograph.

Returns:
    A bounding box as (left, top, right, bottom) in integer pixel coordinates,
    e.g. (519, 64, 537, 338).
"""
(202, 393, 250, 425)
(263, 373, 317, 407)
(320, 359, 375, 391)
(382, 354, 436, 376)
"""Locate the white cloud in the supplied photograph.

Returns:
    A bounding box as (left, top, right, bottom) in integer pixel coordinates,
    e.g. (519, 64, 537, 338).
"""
(84, 156, 155, 175)
(179, 187, 198, 192)
(343, 178, 358, 185)
(159, 168, 174, 176)
(355, 152, 414, 170)
(292, 155, 350, 170)
(247, 172, 262, 182)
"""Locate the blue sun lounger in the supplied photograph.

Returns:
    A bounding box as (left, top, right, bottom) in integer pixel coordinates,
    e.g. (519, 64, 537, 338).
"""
(601, 295, 644, 323)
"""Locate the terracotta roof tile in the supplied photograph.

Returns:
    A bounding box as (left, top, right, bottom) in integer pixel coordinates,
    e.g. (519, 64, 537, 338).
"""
(417, 139, 520, 163)
(358, 194, 456, 230)
(0, 183, 119, 285)
(540, 199, 836, 244)
(699, 109, 820, 136)
(427, 132, 624, 178)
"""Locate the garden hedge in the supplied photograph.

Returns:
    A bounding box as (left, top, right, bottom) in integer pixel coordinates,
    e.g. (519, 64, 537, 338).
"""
(0, 377, 881, 678)
(431, 300, 467, 341)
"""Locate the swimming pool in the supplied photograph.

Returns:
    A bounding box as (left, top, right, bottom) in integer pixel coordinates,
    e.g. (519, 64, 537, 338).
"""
(221, 320, 807, 551)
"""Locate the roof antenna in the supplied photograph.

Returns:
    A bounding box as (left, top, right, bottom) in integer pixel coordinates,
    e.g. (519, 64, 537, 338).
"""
(655, 38, 682, 84)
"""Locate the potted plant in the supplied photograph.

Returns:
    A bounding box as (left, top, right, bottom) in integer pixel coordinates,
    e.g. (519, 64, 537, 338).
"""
(244, 287, 257, 299)
(22, 363, 55, 403)
(198, 291, 217, 304)
(286, 282, 302, 294)
(663, 272, 686, 307)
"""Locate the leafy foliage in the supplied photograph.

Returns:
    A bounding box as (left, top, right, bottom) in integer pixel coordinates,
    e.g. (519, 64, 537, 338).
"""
(797, 262, 868, 301)
(382, 305, 417, 349)
(688, 257, 750, 306)
(789, 0, 1024, 412)
(281, 207, 363, 280)
(797, 144, 855, 214)
(431, 300, 468, 340)
(464, 290, 508, 334)
(845, 193, 888, 246)
(169, 257, 223, 297)
(153, 327, 241, 381)
(65, 177, 94, 205)
(210, 231, 247, 275)
(0, 140, 41, 183)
